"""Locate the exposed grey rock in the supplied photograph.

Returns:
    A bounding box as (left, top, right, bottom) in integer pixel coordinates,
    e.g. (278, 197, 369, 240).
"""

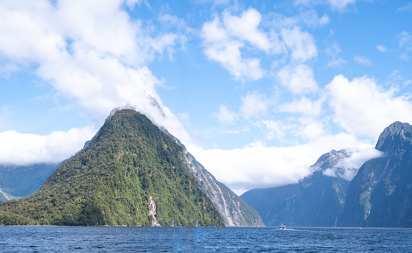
(340, 121, 412, 227)
(149, 196, 161, 227)
(162, 129, 265, 227)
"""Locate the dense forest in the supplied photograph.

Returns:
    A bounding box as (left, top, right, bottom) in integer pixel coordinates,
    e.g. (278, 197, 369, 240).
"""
(0, 110, 224, 227)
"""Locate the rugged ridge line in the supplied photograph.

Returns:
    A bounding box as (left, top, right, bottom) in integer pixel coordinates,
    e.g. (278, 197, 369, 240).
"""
(242, 149, 352, 227)
(339, 121, 412, 227)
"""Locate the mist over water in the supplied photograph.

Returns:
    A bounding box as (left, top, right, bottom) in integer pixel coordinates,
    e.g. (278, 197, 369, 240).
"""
(1, 226, 411, 252)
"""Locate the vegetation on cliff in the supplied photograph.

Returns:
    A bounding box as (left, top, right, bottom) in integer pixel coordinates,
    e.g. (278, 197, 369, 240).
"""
(0, 110, 224, 227)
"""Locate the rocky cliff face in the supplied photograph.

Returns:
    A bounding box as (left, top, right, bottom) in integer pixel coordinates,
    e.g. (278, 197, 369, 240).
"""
(162, 129, 264, 227)
(339, 122, 412, 227)
(242, 149, 352, 227)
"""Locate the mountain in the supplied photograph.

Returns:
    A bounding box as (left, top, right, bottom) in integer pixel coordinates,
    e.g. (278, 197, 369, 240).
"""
(161, 130, 264, 227)
(105, 105, 263, 226)
(240, 184, 299, 219)
(0, 163, 60, 201)
(0, 109, 224, 227)
(339, 122, 412, 227)
(241, 149, 352, 227)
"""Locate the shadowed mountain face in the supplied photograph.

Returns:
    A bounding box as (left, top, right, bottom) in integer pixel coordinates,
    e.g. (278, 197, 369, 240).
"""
(340, 122, 412, 227)
(241, 149, 352, 227)
(0, 163, 60, 201)
(162, 130, 264, 227)
(0, 110, 224, 227)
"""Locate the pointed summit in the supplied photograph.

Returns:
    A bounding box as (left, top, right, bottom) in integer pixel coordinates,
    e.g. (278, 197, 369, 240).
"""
(241, 149, 352, 227)
(0, 109, 224, 227)
(375, 121, 412, 152)
(340, 121, 412, 227)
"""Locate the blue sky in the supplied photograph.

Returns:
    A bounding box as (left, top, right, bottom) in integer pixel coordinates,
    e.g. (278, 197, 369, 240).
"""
(0, 0, 412, 194)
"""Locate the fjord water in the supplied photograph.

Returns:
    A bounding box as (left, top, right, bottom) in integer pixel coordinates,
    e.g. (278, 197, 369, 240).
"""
(1, 227, 411, 252)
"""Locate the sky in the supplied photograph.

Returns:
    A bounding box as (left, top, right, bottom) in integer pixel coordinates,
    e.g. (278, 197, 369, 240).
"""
(0, 0, 412, 194)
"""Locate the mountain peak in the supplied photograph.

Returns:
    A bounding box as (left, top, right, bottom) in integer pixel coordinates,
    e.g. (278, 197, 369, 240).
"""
(0, 109, 225, 227)
(310, 148, 353, 172)
(105, 105, 137, 122)
(375, 121, 412, 151)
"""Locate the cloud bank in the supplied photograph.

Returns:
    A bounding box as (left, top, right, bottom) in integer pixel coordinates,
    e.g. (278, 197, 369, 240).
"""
(188, 133, 373, 194)
(0, 127, 96, 165)
(0, 0, 192, 165)
(323, 148, 383, 181)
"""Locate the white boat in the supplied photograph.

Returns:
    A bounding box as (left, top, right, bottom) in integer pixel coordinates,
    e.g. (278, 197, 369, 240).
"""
(279, 224, 286, 229)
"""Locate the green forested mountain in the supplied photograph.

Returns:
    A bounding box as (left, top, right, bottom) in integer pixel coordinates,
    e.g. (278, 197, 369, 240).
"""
(0, 109, 224, 227)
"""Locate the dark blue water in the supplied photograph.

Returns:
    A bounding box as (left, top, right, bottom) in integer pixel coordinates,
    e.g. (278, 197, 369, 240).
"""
(0, 226, 411, 252)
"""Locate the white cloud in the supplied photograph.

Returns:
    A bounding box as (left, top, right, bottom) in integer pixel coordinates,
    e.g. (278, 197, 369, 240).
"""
(0, 0, 192, 152)
(188, 133, 373, 194)
(125, 0, 150, 9)
(217, 105, 237, 124)
(397, 2, 412, 12)
(0, 127, 96, 165)
(201, 16, 267, 81)
(354, 55, 373, 66)
(268, 10, 329, 29)
(398, 31, 412, 60)
(239, 91, 272, 119)
(279, 97, 323, 116)
(201, 9, 320, 81)
(326, 42, 346, 67)
(323, 148, 382, 180)
(261, 117, 325, 141)
(261, 120, 292, 140)
(198, 0, 231, 5)
(328, 0, 357, 10)
(377, 45, 387, 52)
(281, 27, 317, 62)
(319, 15, 330, 25)
(399, 32, 412, 47)
(327, 75, 412, 138)
(300, 119, 324, 140)
(294, 0, 358, 10)
(223, 9, 273, 52)
(277, 64, 319, 94)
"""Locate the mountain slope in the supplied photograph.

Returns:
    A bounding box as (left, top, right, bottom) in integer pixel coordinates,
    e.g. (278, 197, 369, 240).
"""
(240, 184, 299, 216)
(340, 122, 412, 227)
(0, 163, 60, 201)
(162, 130, 264, 226)
(241, 149, 352, 227)
(0, 109, 224, 227)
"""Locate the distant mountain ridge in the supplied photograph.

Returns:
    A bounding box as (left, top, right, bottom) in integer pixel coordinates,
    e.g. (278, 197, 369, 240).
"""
(339, 121, 412, 227)
(0, 163, 60, 200)
(242, 149, 352, 227)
